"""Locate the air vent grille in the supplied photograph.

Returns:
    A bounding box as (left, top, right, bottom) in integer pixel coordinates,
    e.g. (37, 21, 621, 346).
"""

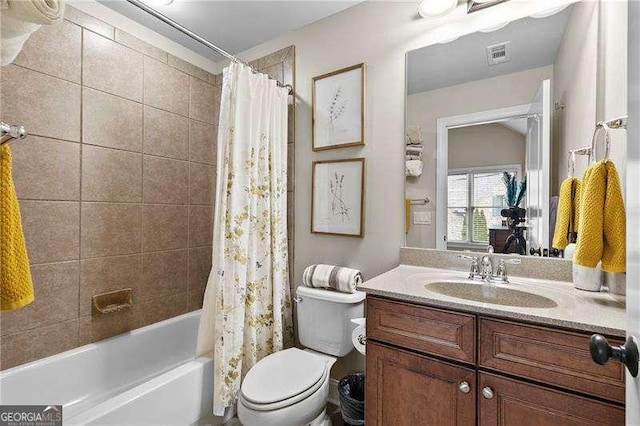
(486, 41, 511, 66)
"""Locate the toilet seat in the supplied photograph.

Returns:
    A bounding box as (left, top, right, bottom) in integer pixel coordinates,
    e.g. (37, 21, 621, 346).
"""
(240, 367, 328, 411)
(240, 348, 328, 411)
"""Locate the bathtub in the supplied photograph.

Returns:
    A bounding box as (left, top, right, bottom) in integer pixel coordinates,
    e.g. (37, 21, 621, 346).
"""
(0, 310, 216, 425)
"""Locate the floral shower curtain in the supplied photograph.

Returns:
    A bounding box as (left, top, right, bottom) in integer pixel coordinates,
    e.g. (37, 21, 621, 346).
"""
(196, 62, 294, 416)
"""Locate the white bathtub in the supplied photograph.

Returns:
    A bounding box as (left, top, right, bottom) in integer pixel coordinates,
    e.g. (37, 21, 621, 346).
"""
(0, 310, 216, 425)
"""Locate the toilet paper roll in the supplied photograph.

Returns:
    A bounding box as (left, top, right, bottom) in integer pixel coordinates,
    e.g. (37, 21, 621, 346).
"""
(352, 325, 366, 355)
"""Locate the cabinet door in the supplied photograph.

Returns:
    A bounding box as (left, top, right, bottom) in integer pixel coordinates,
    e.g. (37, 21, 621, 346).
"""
(478, 372, 624, 426)
(366, 341, 475, 426)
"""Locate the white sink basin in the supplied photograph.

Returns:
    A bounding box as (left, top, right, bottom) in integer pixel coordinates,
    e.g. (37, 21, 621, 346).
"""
(424, 281, 558, 308)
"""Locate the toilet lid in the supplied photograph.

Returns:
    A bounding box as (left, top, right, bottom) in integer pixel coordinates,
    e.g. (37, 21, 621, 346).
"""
(241, 348, 327, 406)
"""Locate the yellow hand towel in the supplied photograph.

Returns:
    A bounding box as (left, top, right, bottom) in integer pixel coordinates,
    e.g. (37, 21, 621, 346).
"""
(573, 179, 582, 235)
(602, 161, 625, 272)
(1, 144, 34, 310)
(552, 178, 572, 249)
(573, 160, 626, 273)
(552, 177, 580, 250)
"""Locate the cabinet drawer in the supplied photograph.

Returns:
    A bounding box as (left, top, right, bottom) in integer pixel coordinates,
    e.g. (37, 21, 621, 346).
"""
(367, 297, 476, 363)
(479, 372, 624, 425)
(479, 318, 625, 403)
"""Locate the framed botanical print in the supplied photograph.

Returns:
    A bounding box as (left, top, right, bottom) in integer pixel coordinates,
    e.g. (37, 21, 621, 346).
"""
(311, 158, 365, 237)
(312, 63, 365, 151)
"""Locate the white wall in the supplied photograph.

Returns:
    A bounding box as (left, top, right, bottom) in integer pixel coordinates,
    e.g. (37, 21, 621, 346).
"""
(599, 0, 628, 191)
(553, 0, 627, 189)
(405, 66, 552, 248)
(553, 1, 599, 187)
(448, 123, 526, 170)
(229, 1, 574, 288)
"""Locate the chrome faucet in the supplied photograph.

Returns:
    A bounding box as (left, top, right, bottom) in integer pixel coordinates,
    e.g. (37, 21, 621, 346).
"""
(480, 246, 494, 281)
(459, 246, 522, 284)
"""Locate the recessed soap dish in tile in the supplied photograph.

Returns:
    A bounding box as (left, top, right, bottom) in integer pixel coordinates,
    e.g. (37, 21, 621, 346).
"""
(92, 288, 133, 316)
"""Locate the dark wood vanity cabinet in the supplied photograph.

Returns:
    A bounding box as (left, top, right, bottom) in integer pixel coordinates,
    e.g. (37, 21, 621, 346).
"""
(478, 373, 625, 425)
(366, 341, 475, 426)
(365, 296, 625, 426)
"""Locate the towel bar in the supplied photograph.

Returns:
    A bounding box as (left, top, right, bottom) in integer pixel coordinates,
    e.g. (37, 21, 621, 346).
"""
(410, 197, 430, 205)
(0, 121, 27, 145)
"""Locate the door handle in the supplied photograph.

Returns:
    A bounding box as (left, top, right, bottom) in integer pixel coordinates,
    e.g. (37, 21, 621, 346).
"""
(590, 334, 639, 377)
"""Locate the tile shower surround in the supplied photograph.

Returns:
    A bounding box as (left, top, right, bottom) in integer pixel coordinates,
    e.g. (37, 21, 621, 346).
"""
(0, 6, 295, 369)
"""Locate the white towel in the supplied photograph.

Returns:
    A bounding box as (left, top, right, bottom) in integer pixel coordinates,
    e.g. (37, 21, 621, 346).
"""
(302, 264, 362, 294)
(1, 0, 66, 66)
(405, 160, 423, 177)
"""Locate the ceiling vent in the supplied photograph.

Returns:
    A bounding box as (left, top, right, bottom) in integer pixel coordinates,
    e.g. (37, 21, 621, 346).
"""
(486, 41, 511, 66)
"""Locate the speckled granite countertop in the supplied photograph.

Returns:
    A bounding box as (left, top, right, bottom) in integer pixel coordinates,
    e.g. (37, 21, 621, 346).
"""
(360, 265, 626, 337)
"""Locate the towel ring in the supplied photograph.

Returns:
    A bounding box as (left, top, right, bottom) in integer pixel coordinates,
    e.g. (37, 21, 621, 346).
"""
(567, 151, 576, 177)
(590, 121, 611, 163)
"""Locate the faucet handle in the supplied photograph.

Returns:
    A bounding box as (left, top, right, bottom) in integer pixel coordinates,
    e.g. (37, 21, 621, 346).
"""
(495, 260, 508, 282)
(457, 254, 476, 260)
(495, 258, 521, 283)
(469, 257, 480, 279)
(457, 254, 480, 279)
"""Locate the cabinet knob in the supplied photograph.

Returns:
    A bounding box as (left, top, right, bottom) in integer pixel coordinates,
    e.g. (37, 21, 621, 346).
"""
(458, 381, 471, 394)
(482, 387, 494, 399)
(590, 334, 639, 377)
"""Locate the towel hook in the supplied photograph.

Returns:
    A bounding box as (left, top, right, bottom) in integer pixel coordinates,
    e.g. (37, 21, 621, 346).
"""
(590, 121, 611, 163)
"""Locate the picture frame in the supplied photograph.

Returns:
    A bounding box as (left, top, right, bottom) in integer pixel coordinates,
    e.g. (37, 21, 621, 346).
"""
(311, 158, 365, 237)
(312, 63, 365, 151)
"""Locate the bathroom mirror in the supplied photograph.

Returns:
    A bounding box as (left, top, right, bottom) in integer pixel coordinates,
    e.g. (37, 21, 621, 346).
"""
(404, 2, 628, 257)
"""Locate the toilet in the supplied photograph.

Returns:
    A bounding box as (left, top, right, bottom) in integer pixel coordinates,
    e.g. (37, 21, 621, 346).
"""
(237, 286, 365, 426)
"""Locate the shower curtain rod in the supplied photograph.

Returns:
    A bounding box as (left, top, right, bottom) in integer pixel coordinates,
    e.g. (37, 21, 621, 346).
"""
(125, 0, 292, 93)
(0, 121, 27, 146)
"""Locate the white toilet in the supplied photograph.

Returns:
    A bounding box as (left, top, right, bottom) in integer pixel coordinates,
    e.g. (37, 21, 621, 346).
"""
(237, 286, 365, 426)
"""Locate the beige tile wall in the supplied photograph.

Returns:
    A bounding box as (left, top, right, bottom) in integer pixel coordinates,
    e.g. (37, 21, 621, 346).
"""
(0, 6, 219, 369)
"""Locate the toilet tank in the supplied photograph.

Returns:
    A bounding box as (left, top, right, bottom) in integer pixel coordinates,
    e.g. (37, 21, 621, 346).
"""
(296, 286, 365, 357)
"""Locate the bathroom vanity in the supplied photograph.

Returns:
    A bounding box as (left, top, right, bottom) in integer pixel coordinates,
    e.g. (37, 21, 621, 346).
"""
(361, 265, 626, 425)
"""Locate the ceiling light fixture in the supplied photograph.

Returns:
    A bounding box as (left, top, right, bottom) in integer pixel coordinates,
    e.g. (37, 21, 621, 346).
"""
(418, 0, 458, 19)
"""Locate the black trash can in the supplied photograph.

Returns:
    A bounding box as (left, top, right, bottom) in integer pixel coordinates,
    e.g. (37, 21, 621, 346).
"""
(338, 372, 365, 425)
